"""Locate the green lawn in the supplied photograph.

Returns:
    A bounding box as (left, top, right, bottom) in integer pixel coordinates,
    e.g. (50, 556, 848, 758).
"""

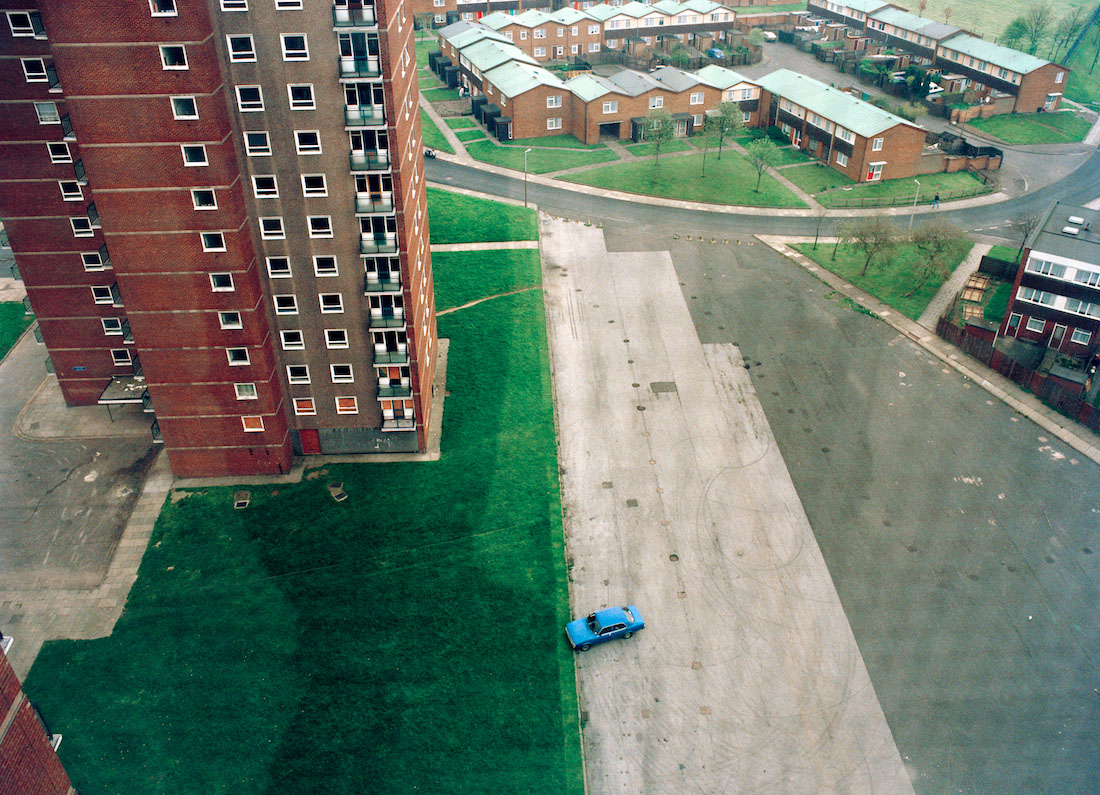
(25, 199, 582, 795)
(418, 69, 444, 91)
(967, 111, 1092, 145)
(770, 145, 814, 166)
(818, 170, 991, 208)
(433, 249, 541, 311)
(506, 134, 605, 150)
(984, 281, 1014, 324)
(423, 86, 463, 102)
(561, 150, 808, 208)
(794, 239, 973, 320)
(910, 0, 1092, 42)
(420, 108, 454, 155)
(1064, 44, 1100, 106)
(624, 139, 692, 157)
(0, 301, 32, 359)
(428, 186, 538, 242)
(415, 34, 437, 67)
(465, 140, 620, 174)
(737, 1, 807, 12)
(455, 128, 487, 142)
(987, 243, 1022, 263)
(445, 117, 477, 130)
(782, 162, 855, 193)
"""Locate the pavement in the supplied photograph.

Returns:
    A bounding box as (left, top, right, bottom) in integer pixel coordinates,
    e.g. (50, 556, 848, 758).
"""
(542, 216, 912, 793)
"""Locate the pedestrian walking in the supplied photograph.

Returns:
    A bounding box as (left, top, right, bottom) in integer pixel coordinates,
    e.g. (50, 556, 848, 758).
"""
(932, 193, 940, 208)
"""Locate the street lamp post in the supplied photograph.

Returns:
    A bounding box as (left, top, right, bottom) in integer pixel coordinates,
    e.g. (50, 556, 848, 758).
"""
(523, 147, 533, 208)
(909, 178, 921, 231)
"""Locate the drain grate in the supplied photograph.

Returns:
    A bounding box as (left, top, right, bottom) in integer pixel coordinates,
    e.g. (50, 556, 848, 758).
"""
(650, 381, 677, 393)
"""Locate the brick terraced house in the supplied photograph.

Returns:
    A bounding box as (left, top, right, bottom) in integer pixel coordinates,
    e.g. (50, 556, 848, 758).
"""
(0, 0, 437, 478)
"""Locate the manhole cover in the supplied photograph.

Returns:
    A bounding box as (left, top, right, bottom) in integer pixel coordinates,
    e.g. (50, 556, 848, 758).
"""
(651, 381, 677, 393)
(626, 499, 638, 507)
(669, 553, 679, 562)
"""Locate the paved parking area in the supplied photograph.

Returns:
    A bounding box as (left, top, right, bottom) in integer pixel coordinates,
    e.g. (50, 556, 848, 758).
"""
(542, 217, 911, 793)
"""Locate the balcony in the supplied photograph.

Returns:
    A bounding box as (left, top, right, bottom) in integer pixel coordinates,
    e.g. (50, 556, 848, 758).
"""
(355, 192, 394, 214)
(378, 383, 412, 398)
(332, 4, 377, 27)
(382, 417, 416, 431)
(373, 348, 408, 365)
(360, 234, 397, 254)
(339, 56, 381, 79)
(364, 274, 402, 293)
(349, 151, 390, 172)
(369, 309, 405, 329)
(345, 106, 386, 128)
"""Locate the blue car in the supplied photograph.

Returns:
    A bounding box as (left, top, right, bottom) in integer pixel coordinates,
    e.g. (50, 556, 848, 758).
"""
(565, 605, 645, 651)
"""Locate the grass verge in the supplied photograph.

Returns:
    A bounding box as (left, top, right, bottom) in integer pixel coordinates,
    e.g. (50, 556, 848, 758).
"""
(455, 128, 487, 142)
(420, 108, 454, 155)
(445, 117, 477, 129)
(433, 248, 541, 312)
(0, 302, 33, 360)
(506, 135, 605, 150)
(561, 151, 807, 208)
(624, 139, 692, 157)
(782, 162, 854, 193)
(415, 34, 437, 67)
(793, 239, 973, 320)
(987, 243, 1022, 263)
(985, 281, 1013, 323)
(967, 111, 1092, 145)
(466, 140, 619, 174)
(770, 146, 814, 166)
(428, 186, 538, 242)
(817, 170, 991, 209)
(423, 87, 463, 102)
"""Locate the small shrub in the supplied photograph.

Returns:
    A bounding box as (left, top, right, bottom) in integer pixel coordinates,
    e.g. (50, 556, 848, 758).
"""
(766, 125, 788, 143)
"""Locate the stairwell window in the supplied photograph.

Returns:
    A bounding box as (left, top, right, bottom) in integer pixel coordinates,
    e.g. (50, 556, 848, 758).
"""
(244, 131, 272, 156)
(48, 142, 72, 163)
(59, 181, 83, 201)
(35, 102, 60, 125)
(280, 330, 304, 350)
(259, 217, 285, 239)
(160, 45, 188, 70)
(192, 189, 217, 210)
(219, 311, 243, 329)
(241, 416, 264, 432)
(234, 383, 257, 400)
(293, 398, 316, 415)
(287, 365, 310, 384)
(7, 11, 45, 38)
(871, 137, 883, 151)
(210, 273, 234, 291)
(273, 295, 298, 315)
(181, 145, 208, 166)
(267, 257, 292, 278)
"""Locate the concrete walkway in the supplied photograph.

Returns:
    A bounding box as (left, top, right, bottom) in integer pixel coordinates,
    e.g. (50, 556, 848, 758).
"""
(419, 93, 467, 157)
(917, 241, 992, 329)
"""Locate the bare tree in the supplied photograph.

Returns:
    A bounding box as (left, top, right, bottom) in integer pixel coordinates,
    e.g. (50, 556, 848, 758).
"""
(840, 215, 898, 276)
(1092, 23, 1100, 73)
(414, 12, 435, 40)
(906, 222, 965, 297)
(917, 0, 928, 15)
(812, 204, 828, 250)
(1023, 2, 1055, 54)
(710, 101, 745, 161)
(744, 138, 783, 192)
(644, 108, 676, 187)
(1012, 210, 1043, 261)
(1050, 7, 1087, 61)
(944, 6, 953, 23)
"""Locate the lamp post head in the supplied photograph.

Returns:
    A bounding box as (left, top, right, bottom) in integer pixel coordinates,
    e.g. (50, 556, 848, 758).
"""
(525, 148, 533, 153)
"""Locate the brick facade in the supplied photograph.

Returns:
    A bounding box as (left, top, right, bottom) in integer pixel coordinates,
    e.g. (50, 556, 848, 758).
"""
(0, 651, 74, 795)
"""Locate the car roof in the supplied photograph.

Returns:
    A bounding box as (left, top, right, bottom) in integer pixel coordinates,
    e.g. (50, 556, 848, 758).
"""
(594, 606, 631, 625)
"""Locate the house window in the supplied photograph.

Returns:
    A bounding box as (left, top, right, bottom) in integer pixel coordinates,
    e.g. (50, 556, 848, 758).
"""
(181, 144, 208, 165)
(267, 257, 292, 278)
(234, 383, 257, 400)
(1065, 298, 1100, 318)
(192, 189, 217, 210)
(534, 28, 546, 38)
(1018, 287, 1055, 306)
(227, 34, 256, 62)
(836, 151, 848, 167)
(319, 293, 344, 313)
(293, 398, 316, 415)
(226, 347, 250, 365)
(1006, 313, 1021, 333)
(252, 175, 279, 198)
(1025, 317, 1046, 333)
(259, 217, 285, 239)
(1026, 258, 1067, 279)
(82, 252, 105, 271)
(603, 101, 618, 113)
(871, 137, 883, 151)
(21, 58, 47, 82)
(219, 311, 242, 329)
(308, 216, 333, 238)
(236, 85, 264, 112)
(111, 349, 132, 366)
(241, 415, 264, 433)
(649, 96, 663, 109)
(210, 273, 234, 291)
(335, 396, 359, 414)
(71, 218, 94, 237)
(287, 364, 310, 384)
(865, 162, 883, 181)
(160, 45, 188, 70)
(313, 256, 338, 276)
(325, 329, 349, 348)
(690, 92, 703, 105)
(331, 364, 354, 383)
(1070, 329, 1092, 345)
(244, 131, 272, 156)
(91, 286, 114, 304)
(547, 117, 563, 130)
(571, 44, 579, 54)
(1055, 71, 1064, 84)
(102, 318, 123, 335)
(534, 47, 546, 57)
(150, 0, 178, 15)
(275, 0, 303, 8)
(221, 0, 247, 9)
(47, 142, 72, 163)
(295, 130, 322, 154)
(589, 42, 600, 52)
(589, 24, 599, 34)
(301, 174, 328, 196)
(7, 11, 44, 38)
(171, 96, 198, 119)
(520, 30, 527, 39)
(288, 84, 315, 109)
(59, 181, 83, 201)
(281, 34, 309, 61)
(1074, 269, 1100, 287)
(34, 102, 60, 125)
(547, 95, 562, 108)
(280, 330, 304, 350)
(273, 295, 298, 314)
(201, 232, 226, 252)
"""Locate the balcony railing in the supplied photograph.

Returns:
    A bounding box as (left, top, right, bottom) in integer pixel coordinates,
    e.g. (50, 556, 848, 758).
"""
(369, 310, 405, 329)
(373, 348, 408, 365)
(345, 106, 386, 128)
(364, 274, 401, 293)
(377, 384, 412, 398)
(360, 234, 397, 254)
(355, 192, 394, 214)
(349, 151, 390, 171)
(339, 56, 382, 78)
(382, 417, 416, 431)
(332, 4, 377, 27)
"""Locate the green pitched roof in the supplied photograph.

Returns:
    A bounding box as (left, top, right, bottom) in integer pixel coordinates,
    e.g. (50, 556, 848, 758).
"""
(463, 39, 538, 72)
(484, 60, 565, 98)
(940, 33, 1052, 74)
(695, 64, 754, 89)
(565, 72, 621, 102)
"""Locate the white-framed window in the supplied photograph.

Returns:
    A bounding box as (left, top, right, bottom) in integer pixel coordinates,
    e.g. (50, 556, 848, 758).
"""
(91, 286, 114, 304)
(6, 11, 44, 38)
(571, 26, 578, 35)
(102, 318, 124, 335)
(219, 311, 243, 329)
(71, 218, 94, 238)
(280, 330, 304, 350)
(171, 96, 198, 119)
(273, 295, 298, 315)
(836, 127, 854, 144)
(227, 34, 256, 62)
(1055, 71, 1064, 84)
(160, 45, 188, 70)
(192, 189, 217, 210)
(181, 144, 208, 166)
(1065, 298, 1100, 318)
(330, 364, 354, 383)
(547, 117, 562, 130)
(150, 0, 178, 17)
(547, 95, 562, 108)
(520, 30, 527, 39)
(325, 328, 349, 349)
(1018, 287, 1055, 306)
(335, 396, 359, 414)
(35, 102, 60, 125)
(690, 92, 703, 105)
(21, 58, 47, 82)
(1025, 317, 1046, 333)
(288, 84, 315, 110)
(534, 47, 546, 57)
(434, 12, 444, 22)
(244, 131, 272, 156)
(82, 252, 106, 271)
(293, 397, 316, 415)
(308, 215, 333, 238)
(287, 364, 310, 384)
(241, 415, 264, 432)
(649, 96, 663, 109)
(234, 383, 257, 400)
(252, 175, 279, 198)
(603, 100, 618, 113)
(227, 347, 250, 365)
(295, 130, 322, 154)
(59, 181, 83, 201)
(836, 151, 848, 167)
(221, 0, 247, 9)
(1070, 328, 1092, 345)
(1026, 258, 1067, 279)
(111, 349, 132, 366)
(267, 257, 292, 278)
(281, 33, 309, 61)
(259, 217, 285, 239)
(589, 24, 599, 34)
(692, 113, 703, 127)
(589, 42, 600, 52)
(275, 0, 303, 8)
(301, 174, 327, 196)
(236, 85, 264, 112)
(571, 44, 579, 54)
(313, 256, 338, 276)
(534, 28, 546, 38)
(47, 142, 72, 163)
(201, 232, 226, 252)
(871, 137, 883, 151)
(319, 293, 344, 313)
(1074, 269, 1100, 287)
(742, 111, 751, 123)
(210, 273, 234, 292)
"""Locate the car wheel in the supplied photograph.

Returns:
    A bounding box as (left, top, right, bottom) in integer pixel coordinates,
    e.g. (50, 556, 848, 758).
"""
(623, 632, 632, 639)
(580, 643, 591, 651)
